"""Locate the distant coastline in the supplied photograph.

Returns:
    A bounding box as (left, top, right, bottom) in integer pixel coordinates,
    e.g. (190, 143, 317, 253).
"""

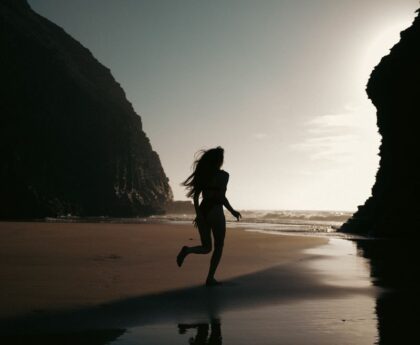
(164, 200, 195, 214)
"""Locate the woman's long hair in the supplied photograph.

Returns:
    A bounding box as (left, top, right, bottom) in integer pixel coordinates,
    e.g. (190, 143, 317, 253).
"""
(182, 147, 224, 198)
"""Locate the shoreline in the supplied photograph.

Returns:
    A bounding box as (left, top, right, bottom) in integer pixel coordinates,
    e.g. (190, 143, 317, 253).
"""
(0, 216, 357, 241)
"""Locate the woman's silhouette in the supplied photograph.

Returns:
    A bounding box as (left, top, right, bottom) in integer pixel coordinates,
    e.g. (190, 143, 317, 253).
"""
(177, 147, 241, 286)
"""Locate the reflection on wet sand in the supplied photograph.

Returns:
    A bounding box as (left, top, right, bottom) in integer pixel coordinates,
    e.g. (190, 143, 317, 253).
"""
(355, 239, 419, 345)
(178, 319, 222, 345)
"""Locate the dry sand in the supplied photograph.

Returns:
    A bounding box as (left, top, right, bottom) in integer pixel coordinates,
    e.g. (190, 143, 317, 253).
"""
(0, 221, 327, 318)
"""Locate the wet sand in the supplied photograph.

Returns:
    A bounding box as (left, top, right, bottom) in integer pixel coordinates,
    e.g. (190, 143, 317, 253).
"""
(0, 222, 385, 344)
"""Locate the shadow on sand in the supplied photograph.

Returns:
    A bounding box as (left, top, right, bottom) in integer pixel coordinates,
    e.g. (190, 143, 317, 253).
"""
(0, 251, 375, 343)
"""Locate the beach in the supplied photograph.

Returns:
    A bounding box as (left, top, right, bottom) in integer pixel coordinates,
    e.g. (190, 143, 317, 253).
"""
(0, 221, 327, 318)
(0, 221, 380, 344)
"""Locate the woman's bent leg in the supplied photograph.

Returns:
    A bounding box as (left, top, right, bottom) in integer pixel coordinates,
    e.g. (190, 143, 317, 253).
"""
(177, 218, 212, 267)
(187, 218, 212, 254)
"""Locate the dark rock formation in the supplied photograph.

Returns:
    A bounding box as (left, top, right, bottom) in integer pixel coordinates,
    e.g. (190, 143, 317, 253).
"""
(0, 0, 173, 218)
(341, 9, 420, 236)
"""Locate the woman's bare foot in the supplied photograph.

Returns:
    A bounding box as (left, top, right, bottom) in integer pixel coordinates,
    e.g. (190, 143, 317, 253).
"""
(205, 278, 222, 287)
(177, 246, 188, 267)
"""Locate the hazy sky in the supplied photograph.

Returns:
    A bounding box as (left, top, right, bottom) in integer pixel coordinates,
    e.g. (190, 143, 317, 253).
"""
(29, 0, 419, 211)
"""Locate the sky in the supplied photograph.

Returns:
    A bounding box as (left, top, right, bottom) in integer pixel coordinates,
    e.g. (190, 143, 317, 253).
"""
(29, 0, 419, 211)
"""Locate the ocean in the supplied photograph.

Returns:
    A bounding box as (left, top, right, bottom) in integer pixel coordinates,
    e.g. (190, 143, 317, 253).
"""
(45, 209, 354, 237)
(152, 209, 353, 236)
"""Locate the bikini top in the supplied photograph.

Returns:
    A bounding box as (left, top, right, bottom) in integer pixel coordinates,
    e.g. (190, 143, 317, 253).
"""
(202, 170, 229, 202)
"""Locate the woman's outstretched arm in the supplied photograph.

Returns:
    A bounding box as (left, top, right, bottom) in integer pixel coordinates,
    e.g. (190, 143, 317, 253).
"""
(223, 197, 242, 221)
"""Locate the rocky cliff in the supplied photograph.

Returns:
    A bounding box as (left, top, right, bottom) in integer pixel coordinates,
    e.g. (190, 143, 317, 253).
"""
(341, 9, 420, 236)
(0, 0, 173, 218)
